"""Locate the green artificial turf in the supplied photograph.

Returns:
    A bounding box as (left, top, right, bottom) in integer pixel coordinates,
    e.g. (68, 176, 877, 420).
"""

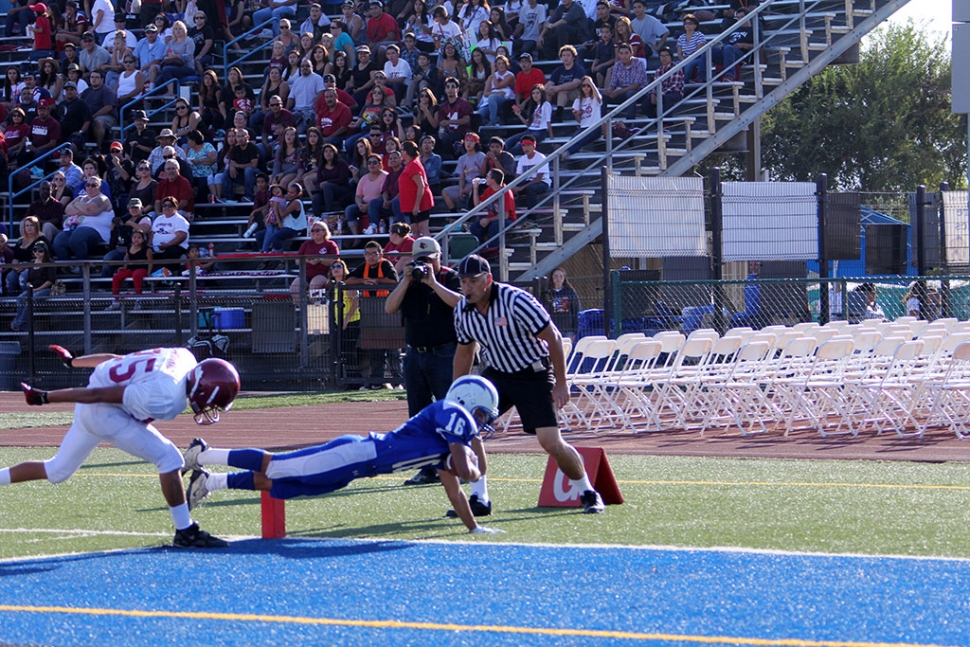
(2, 448, 969, 561)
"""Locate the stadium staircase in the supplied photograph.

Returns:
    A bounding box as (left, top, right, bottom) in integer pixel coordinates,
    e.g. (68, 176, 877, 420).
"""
(449, 0, 915, 283)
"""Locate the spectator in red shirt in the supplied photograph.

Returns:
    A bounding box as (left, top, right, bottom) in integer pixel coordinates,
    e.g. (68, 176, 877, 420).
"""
(470, 168, 516, 247)
(314, 88, 353, 147)
(430, 78, 473, 159)
(382, 221, 415, 273)
(290, 220, 339, 304)
(154, 159, 196, 221)
(16, 98, 60, 173)
(513, 52, 546, 113)
(398, 140, 434, 238)
(365, 0, 399, 57)
(260, 94, 296, 156)
(29, 2, 56, 62)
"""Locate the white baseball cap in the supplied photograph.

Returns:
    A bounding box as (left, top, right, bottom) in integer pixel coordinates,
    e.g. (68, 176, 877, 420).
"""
(413, 237, 441, 257)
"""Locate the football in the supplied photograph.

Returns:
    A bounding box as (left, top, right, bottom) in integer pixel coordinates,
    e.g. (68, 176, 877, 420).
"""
(446, 445, 478, 473)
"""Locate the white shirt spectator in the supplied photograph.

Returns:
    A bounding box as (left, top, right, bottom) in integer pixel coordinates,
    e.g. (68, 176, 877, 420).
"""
(288, 70, 325, 112)
(516, 150, 551, 186)
(151, 211, 191, 252)
(103, 29, 137, 51)
(517, 2, 546, 42)
(384, 58, 412, 82)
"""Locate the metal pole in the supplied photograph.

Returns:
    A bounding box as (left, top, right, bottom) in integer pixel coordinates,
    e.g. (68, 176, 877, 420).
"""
(298, 258, 309, 367)
(817, 173, 829, 325)
(709, 167, 726, 334)
(26, 284, 35, 383)
(914, 184, 928, 321)
(939, 181, 951, 319)
(601, 167, 614, 338)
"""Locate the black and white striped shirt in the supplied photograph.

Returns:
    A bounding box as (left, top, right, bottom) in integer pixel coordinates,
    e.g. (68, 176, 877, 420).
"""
(454, 283, 551, 373)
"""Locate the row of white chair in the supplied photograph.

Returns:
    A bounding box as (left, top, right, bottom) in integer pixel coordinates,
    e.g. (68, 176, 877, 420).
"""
(554, 323, 970, 439)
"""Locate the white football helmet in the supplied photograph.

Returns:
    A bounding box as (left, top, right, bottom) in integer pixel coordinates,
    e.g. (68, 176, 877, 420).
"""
(446, 375, 500, 438)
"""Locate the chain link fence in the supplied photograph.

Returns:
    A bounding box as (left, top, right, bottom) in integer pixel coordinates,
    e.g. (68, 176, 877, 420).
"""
(0, 257, 408, 391)
(576, 275, 966, 339)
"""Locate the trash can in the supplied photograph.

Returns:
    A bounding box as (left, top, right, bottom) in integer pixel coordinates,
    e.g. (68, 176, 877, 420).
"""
(0, 341, 22, 391)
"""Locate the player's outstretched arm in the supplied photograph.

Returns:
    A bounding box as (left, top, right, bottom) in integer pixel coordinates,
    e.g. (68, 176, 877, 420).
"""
(21, 382, 127, 406)
(49, 345, 121, 369)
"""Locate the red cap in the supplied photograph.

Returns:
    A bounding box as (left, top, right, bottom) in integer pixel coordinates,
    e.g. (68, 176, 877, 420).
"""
(110, 141, 123, 151)
(29, 2, 47, 12)
(38, 97, 55, 108)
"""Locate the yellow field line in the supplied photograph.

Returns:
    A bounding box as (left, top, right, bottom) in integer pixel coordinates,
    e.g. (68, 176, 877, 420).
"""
(73, 472, 970, 491)
(0, 604, 956, 647)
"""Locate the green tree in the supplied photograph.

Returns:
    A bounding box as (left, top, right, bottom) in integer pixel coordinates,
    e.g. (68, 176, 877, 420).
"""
(761, 22, 967, 191)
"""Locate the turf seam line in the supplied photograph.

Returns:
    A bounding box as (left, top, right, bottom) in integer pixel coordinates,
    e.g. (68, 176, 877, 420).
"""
(0, 604, 958, 647)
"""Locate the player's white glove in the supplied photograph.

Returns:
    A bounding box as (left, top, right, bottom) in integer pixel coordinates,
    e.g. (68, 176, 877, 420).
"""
(470, 525, 505, 535)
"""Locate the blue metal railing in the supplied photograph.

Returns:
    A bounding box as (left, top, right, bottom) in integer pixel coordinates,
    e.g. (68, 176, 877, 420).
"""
(222, 19, 276, 83)
(119, 80, 182, 144)
(6, 142, 74, 231)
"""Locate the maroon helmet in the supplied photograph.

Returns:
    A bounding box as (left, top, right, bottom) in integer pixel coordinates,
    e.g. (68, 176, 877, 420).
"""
(186, 358, 240, 425)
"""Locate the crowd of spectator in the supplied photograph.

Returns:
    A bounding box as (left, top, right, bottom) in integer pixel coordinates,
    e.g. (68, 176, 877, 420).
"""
(0, 0, 759, 312)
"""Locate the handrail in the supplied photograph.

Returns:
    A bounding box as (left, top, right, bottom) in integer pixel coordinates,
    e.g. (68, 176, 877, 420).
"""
(119, 80, 182, 143)
(434, 0, 830, 279)
(223, 19, 278, 83)
(6, 142, 74, 231)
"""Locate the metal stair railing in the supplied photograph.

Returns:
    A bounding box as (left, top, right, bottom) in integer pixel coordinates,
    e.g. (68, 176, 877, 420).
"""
(497, 0, 907, 283)
(663, 0, 912, 177)
(432, 0, 780, 279)
(222, 19, 278, 82)
(119, 80, 182, 144)
(6, 142, 74, 230)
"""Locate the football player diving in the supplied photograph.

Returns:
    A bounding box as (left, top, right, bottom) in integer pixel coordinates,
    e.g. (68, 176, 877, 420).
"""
(183, 375, 504, 534)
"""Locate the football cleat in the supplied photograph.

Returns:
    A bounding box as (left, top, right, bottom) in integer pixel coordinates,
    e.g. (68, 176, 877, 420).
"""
(403, 466, 440, 486)
(182, 437, 209, 475)
(173, 522, 229, 548)
(446, 494, 492, 518)
(186, 469, 212, 511)
(580, 490, 605, 514)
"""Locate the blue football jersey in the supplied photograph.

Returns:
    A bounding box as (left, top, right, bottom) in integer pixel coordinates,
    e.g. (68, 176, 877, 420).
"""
(263, 400, 480, 499)
(371, 400, 479, 474)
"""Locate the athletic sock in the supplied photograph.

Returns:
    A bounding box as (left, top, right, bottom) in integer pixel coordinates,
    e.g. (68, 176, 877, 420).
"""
(198, 448, 231, 466)
(226, 471, 256, 491)
(207, 472, 229, 492)
(227, 449, 266, 471)
(0, 468, 10, 485)
(470, 475, 489, 504)
(572, 474, 594, 493)
(170, 503, 192, 531)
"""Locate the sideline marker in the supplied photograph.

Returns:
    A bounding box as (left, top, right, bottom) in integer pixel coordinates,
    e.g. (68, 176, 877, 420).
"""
(261, 491, 286, 539)
(537, 447, 624, 508)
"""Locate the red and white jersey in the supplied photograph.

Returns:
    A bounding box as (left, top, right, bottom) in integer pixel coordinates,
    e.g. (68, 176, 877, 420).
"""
(88, 348, 198, 423)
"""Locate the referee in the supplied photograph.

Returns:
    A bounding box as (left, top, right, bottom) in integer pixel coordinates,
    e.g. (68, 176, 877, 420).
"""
(452, 255, 605, 514)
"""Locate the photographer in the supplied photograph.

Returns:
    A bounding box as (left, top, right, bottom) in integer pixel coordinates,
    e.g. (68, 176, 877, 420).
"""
(384, 236, 466, 489)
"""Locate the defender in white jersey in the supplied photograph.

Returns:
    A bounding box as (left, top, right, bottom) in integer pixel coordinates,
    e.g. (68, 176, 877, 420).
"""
(5, 345, 241, 548)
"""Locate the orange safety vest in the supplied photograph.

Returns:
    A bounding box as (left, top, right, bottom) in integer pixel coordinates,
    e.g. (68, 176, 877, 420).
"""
(362, 260, 390, 298)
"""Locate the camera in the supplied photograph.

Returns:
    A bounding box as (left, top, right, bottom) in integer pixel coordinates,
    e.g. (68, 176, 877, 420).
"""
(411, 257, 432, 281)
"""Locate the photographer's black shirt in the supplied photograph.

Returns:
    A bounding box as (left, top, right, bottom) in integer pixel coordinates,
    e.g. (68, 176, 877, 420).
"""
(400, 266, 461, 347)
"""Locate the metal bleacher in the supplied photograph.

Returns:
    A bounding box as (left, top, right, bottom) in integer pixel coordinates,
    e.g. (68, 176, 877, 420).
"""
(0, 0, 911, 361)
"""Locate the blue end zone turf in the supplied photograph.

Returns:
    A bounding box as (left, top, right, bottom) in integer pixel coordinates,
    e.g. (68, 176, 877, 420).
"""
(1, 539, 969, 646)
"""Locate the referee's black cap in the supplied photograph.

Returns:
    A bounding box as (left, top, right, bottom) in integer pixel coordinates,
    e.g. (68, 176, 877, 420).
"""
(456, 255, 491, 277)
